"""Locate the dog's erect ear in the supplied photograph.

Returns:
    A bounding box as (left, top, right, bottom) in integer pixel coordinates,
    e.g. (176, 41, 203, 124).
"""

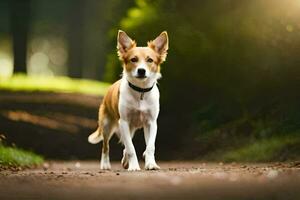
(117, 30, 136, 56)
(152, 31, 169, 53)
(148, 31, 169, 63)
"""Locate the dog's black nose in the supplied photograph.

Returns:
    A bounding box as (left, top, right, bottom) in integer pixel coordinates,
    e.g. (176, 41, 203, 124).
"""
(137, 68, 146, 76)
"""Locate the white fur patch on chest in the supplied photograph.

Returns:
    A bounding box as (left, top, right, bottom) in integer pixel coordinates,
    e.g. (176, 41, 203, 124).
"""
(119, 78, 160, 130)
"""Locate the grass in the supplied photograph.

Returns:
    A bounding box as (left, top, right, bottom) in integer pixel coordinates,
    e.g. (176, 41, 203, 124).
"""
(0, 145, 43, 167)
(0, 74, 110, 96)
(221, 135, 300, 162)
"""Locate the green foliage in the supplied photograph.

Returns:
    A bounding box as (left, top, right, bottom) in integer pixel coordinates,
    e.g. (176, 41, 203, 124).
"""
(191, 108, 300, 161)
(120, 0, 159, 30)
(221, 135, 300, 162)
(103, 53, 121, 82)
(0, 74, 110, 95)
(0, 145, 43, 167)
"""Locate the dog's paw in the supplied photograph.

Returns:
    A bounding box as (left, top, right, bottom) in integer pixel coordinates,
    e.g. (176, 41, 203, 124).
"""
(127, 160, 141, 171)
(145, 162, 160, 170)
(100, 161, 111, 170)
(127, 165, 141, 171)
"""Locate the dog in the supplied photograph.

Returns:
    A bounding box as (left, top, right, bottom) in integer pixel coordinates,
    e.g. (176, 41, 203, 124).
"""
(88, 30, 168, 171)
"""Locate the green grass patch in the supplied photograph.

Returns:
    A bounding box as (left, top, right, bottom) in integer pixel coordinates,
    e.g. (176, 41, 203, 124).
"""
(0, 145, 43, 167)
(0, 74, 110, 96)
(221, 135, 300, 162)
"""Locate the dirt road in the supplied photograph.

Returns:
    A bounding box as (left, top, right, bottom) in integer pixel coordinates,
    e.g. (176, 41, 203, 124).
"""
(1, 161, 300, 200)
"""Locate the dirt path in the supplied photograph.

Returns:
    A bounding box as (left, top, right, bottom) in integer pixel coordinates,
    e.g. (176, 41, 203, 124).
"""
(1, 161, 300, 200)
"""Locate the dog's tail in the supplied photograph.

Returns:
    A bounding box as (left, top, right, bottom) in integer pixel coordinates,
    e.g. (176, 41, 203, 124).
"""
(88, 127, 103, 144)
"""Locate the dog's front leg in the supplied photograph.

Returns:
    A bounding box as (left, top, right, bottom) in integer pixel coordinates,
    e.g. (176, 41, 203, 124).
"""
(143, 120, 160, 170)
(119, 119, 140, 171)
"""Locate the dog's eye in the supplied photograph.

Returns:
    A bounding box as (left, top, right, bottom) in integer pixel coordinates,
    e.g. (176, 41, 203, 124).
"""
(130, 57, 138, 63)
(147, 58, 153, 63)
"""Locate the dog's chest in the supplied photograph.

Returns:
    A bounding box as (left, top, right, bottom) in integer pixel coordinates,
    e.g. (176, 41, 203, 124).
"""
(126, 107, 150, 128)
(119, 81, 159, 128)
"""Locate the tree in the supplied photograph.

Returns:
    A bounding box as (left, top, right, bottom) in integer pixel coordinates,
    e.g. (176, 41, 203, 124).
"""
(10, 0, 31, 74)
(67, 0, 85, 78)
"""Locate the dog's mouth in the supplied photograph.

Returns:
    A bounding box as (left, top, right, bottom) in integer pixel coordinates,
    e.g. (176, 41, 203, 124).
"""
(135, 75, 147, 79)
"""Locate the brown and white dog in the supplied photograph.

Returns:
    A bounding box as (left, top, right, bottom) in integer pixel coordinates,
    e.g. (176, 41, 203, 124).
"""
(88, 30, 168, 171)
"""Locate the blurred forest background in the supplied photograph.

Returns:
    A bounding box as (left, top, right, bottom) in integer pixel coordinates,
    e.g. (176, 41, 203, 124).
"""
(0, 0, 300, 162)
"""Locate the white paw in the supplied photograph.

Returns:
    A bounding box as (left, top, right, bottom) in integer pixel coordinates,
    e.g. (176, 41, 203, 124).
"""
(145, 162, 160, 170)
(100, 162, 111, 170)
(100, 155, 111, 170)
(127, 160, 141, 171)
(128, 165, 141, 171)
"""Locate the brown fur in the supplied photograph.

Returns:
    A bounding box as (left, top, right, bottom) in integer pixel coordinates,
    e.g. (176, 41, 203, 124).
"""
(121, 47, 162, 73)
(101, 80, 121, 121)
(95, 80, 121, 156)
(147, 31, 168, 63)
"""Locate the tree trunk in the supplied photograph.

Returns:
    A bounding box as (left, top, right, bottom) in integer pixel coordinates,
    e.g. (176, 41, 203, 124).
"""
(10, 0, 31, 74)
(67, 0, 85, 78)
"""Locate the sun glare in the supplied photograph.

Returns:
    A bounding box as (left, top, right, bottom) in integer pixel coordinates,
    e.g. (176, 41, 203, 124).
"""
(0, 52, 13, 79)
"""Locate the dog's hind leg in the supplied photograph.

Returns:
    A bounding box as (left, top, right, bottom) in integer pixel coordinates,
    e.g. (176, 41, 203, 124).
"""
(100, 117, 115, 170)
(114, 128, 129, 169)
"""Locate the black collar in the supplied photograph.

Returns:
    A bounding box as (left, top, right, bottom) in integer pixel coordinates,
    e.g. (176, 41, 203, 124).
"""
(128, 81, 155, 100)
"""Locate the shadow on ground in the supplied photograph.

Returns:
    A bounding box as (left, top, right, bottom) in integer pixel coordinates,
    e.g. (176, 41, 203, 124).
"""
(0, 91, 173, 160)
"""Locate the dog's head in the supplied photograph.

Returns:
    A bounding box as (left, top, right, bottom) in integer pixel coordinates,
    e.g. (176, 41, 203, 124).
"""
(117, 30, 168, 83)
